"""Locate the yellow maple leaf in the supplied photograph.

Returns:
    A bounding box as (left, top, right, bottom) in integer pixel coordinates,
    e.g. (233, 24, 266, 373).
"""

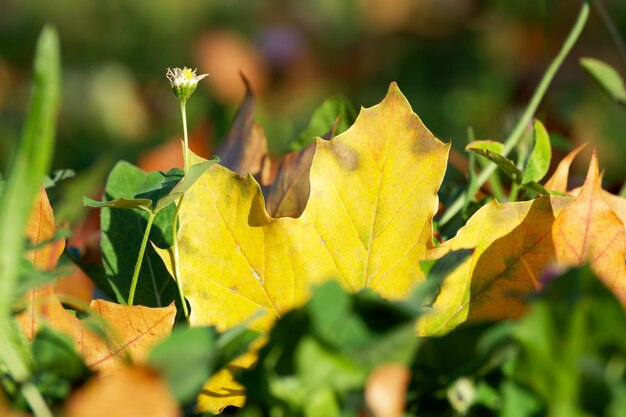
(157, 83, 450, 411)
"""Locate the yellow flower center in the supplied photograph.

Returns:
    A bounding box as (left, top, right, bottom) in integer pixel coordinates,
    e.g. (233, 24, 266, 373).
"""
(182, 68, 194, 81)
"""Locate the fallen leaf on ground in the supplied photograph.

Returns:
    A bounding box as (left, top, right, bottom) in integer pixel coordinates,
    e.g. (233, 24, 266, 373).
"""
(157, 83, 450, 410)
(160, 83, 449, 329)
(419, 196, 571, 335)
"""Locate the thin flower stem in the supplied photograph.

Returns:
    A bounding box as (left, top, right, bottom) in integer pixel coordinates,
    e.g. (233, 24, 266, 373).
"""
(172, 99, 191, 320)
(181, 101, 189, 172)
(128, 212, 155, 306)
(439, 1, 590, 226)
(172, 198, 189, 319)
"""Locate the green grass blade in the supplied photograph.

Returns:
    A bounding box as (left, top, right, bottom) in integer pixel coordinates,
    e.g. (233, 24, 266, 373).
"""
(0, 24, 60, 345)
(0, 25, 60, 417)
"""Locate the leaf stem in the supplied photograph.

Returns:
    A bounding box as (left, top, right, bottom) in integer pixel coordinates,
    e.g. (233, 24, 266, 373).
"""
(128, 212, 155, 306)
(439, 1, 590, 226)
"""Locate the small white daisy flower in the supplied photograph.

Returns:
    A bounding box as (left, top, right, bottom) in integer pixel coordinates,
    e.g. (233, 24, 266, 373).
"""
(166, 67, 208, 103)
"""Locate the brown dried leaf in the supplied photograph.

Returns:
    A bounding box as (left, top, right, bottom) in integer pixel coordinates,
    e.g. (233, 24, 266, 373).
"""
(264, 143, 316, 218)
(215, 74, 268, 176)
(263, 116, 342, 218)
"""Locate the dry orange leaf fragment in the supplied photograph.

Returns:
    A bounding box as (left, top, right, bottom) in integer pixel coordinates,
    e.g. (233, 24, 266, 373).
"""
(543, 142, 626, 234)
(64, 366, 180, 417)
(19, 188, 176, 370)
(544, 142, 588, 193)
(25, 186, 64, 271)
(19, 285, 176, 370)
(365, 364, 411, 417)
(552, 151, 626, 302)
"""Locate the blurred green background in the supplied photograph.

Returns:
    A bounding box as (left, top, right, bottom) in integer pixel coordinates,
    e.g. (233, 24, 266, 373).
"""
(1, 0, 625, 215)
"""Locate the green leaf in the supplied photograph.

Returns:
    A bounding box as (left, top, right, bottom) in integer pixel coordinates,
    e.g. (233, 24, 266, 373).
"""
(580, 57, 626, 104)
(240, 282, 422, 415)
(512, 266, 626, 416)
(84, 158, 217, 214)
(466, 140, 550, 195)
(295, 336, 366, 392)
(522, 120, 551, 184)
(466, 140, 523, 183)
(214, 326, 262, 371)
(148, 327, 218, 404)
(32, 327, 90, 380)
(154, 159, 217, 211)
(135, 168, 184, 208)
(307, 281, 371, 351)
(43, 169, 75, 189)
(83, 196, 153, 211)
(289, 95, 357, 151)
(148, 324, 260, 405)
(100, 161, 178, 306)
(499, 381, 542, 417)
